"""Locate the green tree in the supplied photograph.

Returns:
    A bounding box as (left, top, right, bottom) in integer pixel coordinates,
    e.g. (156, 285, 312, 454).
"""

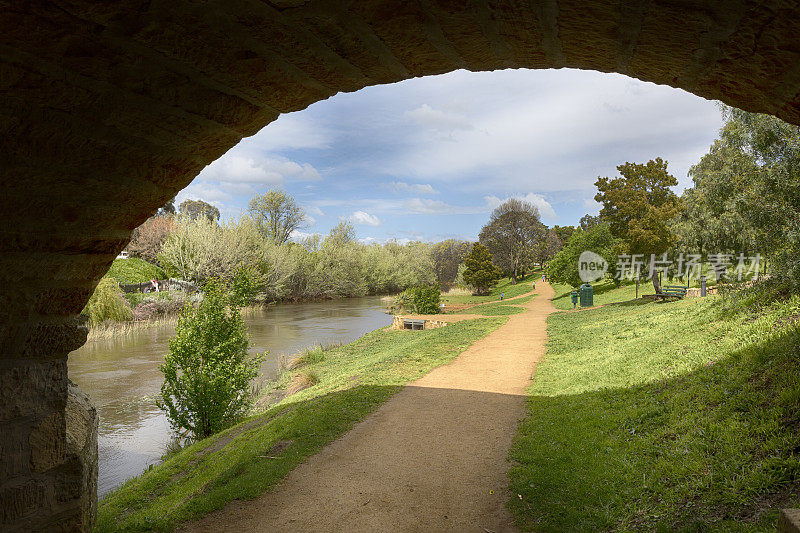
(479, 199, 544, 284)
(179, 199, 220, 222)
(552, 225, 575, 246)
(547, 223, 620, 288)
(248, 190, 306, 245)
(159, 279, 264, 440)
(594, 158, 679, 293)
(463, 243, 502, 295)
(431, 239, 471, 285)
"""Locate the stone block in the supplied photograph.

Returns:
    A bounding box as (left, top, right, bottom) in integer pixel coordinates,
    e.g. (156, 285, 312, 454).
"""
(29, 411, 66, 474)
(0, 359, 68, 421)
(779, 509, 800, 533)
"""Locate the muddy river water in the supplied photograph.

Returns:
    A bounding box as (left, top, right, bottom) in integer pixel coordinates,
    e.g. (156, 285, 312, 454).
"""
(68, 296, 391, 496)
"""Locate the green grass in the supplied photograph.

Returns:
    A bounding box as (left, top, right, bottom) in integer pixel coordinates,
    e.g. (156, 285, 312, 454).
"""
(550, 278, 641, 310)
(508, 289, 800, 531)
(441, 274, 536, 306)
(98, 317, 506, 531)
(106, 258, 166, 283)
(466, 295, 535, 316)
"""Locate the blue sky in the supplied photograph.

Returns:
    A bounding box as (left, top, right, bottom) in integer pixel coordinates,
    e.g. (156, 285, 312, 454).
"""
(176, 68, 723, 244)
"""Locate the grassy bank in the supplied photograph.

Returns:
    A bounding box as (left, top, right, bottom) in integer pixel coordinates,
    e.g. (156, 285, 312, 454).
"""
(98, 316, 506, 531)
(508, 286, 800, 530)
(106, 258, 166, 283)
(440, 274, 536, 306)
(464, 294, 535, 316)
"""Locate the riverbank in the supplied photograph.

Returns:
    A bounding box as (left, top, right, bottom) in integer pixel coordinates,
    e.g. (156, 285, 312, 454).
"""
(508, 283, 800, 530)
(96, 313, 507, 531)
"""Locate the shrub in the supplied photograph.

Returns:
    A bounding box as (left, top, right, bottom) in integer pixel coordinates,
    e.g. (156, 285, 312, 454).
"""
(230, 265, 261, 306)
(83, 277, 133, 326)
(408, 284, 441, 314)
(132, 299, 187, 321)
(158, 279, 265, 439)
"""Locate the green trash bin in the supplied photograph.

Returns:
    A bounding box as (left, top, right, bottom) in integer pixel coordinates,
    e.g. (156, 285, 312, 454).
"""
(580, 283, 594, 307)
(570, 291, 578, 309)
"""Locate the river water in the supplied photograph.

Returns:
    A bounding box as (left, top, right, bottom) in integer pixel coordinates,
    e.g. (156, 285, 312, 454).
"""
(68, 296, 391, 497)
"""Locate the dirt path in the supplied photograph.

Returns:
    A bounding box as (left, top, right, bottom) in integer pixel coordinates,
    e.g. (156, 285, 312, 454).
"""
(184, 282, 557, 533)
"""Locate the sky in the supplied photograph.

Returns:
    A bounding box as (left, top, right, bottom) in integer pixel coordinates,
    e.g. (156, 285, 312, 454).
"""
(175, 68, 724, 244)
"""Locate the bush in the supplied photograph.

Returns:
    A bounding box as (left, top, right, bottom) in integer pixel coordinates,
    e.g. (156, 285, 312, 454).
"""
(158, 279, 265, 439)
(132, 299, 187, 321)
(408, 284, 441, 314)
(230, 265, 261, 306)
(83, 277, 133, 326)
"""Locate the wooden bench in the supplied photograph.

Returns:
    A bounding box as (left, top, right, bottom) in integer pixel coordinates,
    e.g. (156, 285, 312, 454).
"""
(657, 285, 687, 299)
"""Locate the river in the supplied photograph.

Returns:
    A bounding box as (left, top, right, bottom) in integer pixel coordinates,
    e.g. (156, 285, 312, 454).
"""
(68, 296, 392, 497)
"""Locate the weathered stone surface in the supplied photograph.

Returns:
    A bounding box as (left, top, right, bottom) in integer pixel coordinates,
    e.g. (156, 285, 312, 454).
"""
(59, 381, 98, 530)
(3, 1, 800, 530)
(29, 411, 65, 474)
(779, 509, 800, 533)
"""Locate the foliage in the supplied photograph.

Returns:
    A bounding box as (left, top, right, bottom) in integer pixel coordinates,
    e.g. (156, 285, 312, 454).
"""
(530, 228, 562, 266)
(82, 277, 133, 326)
(128, 215, 176, 265)
(551, 225, 575, 247)
(462, 243, 502, 294)
(106, 257, 166, 283)
(229, 265, 260, 307)
(547, 223, 620, 288)
(677, 106, 800, 284)
(508, 288, 800, 531)
(158, 217, 265, 285)
(406, 284, 441, 314)
(431, 239, 471, 286)
(159, 279, 264, 440)
(248, 190, 306, 245)
(595, 158, 679, 292)
(179, 199, 220, 222)
(479, 199, 545, 283)
(99, 318, 506, 531)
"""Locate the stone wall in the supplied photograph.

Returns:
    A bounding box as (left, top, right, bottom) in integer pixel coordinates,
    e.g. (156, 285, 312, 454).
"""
(3, 1, 800, 529)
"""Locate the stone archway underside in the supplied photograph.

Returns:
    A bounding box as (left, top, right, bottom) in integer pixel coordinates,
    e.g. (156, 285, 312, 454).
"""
(3, 1, 800, 529)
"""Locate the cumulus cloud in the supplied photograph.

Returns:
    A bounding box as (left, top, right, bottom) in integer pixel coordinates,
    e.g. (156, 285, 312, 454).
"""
(290, 229, 322, 242)
(346, 211, 381, 227)
(484, 193, 557, 220)
(404, 104, 473, 133)
(196, 155, 321, 185)
(306, 205, 325, 217)
(582, 197, 602, 215)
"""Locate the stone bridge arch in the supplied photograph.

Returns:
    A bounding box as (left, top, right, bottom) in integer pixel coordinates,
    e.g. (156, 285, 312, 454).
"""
(3, 1, 800, 529)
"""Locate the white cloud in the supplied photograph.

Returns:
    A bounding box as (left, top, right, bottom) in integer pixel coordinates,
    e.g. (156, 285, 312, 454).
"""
(359, 237, 376, 244)
(306, 205, 325, 217)
(404, 104, 473, 133)
(290, 229, 322, 242)
(246, 113, 332, 151)
(484, 193, 557, 220)
(403, 198, 453, 214)
(196, 155, 321, 185)
(387, 181, 439, 194)
(346, 211, 381, 226)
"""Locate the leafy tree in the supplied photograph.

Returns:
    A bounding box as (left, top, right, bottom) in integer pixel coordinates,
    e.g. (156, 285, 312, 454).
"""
(431, 239, 471, 285)
(479, 199, 545, 283)
(179, 199, 220, 222)
(552, 225, 575, 246)
(547, 223, 620, 288)
(248, 190, 305, 245)
(594, 158, 679, 293)
(463, 243, 502, 295)
(159, 279, 263, 440)
(579, 214, 602, 231)
(158, 197, 176, 216)
(531, 229, 562, 267)
(127, 215, 176, 265)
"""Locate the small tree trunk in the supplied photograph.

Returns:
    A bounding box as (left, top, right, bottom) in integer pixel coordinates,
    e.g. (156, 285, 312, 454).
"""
(652, 270, 663, 294)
